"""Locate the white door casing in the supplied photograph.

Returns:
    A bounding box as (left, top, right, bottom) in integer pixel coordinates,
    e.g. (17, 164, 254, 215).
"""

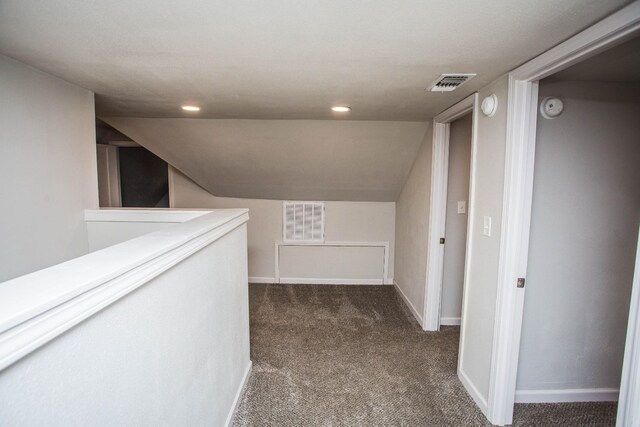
(423, 93, 479, 332)
(485, 3, 640, 425)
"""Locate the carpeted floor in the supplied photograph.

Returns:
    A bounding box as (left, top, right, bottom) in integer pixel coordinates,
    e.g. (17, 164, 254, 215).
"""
(233, 284, 616, 426)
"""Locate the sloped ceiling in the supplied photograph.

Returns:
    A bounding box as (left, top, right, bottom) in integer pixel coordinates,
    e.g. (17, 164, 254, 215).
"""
(0, 0, 631, 201)
(104, 118, 428, 201)
(0, 0, 631, 120)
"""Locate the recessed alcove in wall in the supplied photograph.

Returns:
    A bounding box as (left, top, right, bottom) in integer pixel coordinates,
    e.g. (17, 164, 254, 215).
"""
(96, 120, 169, 208)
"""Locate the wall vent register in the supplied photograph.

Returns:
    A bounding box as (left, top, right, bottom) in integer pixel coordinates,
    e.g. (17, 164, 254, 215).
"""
(283, 201, 325, 242)
(427, 74, 476, 92)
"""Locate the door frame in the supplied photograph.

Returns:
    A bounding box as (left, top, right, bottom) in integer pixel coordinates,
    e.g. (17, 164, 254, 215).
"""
(618, 227, 640, 426)
(423, 93, 479, 331)
(96, 144, 122, 208)
(486, 3, 640, 425)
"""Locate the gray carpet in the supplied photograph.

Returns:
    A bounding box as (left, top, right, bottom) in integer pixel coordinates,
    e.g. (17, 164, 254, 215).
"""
(233, 284, 616, 426)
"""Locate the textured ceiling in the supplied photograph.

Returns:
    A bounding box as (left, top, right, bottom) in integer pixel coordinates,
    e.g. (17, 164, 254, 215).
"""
(550, 35, 640, 82)
(103, 118, 429, 201)
(2, 0, 632, 201)
(0, 0, 631, 121)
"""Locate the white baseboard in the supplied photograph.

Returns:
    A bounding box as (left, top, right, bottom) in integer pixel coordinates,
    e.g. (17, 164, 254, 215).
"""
(278, 277, 391, 285)
(249, 277, 394, 285)
(248, 277, 276, 284)
(393, 280, 423, 327)
(459, 367, 489, 417)
(515, 387, 619, 403)
(224, 361, 253, 427)
(440, 317, 461, 326)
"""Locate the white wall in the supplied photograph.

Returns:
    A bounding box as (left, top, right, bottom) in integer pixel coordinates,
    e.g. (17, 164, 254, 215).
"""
(441, 114, 472, 321)
(85, 209, 213, 251)
(458, 75, 509, 401)
(0, 223, 250, 426)
(516, 81, 640, 394)
(392, 75, 508, 405)
(87, 221, 176, 252)
(279, 246, 384, 281)
(393, 127, 433, 322)
(169, 167, 396, 283)
(0, 54, 97, 282)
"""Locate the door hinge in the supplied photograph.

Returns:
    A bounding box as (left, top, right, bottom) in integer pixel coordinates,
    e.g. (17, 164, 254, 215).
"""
(439, 238, 445, 244)
(517, 278, 525, 288)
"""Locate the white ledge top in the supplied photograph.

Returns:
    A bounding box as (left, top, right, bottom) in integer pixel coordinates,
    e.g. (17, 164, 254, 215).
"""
(84, 208, 213, 223)
(0, 209, 249, 335)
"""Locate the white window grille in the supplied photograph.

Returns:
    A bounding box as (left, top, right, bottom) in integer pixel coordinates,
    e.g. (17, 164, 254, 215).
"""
(283, 201, 325, 242)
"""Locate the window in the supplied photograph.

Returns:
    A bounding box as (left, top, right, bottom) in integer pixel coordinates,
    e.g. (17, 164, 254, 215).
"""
(283, 201, 325, 242)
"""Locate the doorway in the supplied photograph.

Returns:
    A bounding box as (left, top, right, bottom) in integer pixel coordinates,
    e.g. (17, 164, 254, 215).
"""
(516, 51, 640, 406)
(423, 93, 478, 332)
(440, 113, 472, 327)
(484, 3, 640, 424)
(95, 120, 170, 208)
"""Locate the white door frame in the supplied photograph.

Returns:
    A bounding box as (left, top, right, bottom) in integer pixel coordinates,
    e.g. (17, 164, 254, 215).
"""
(423, 93, 479, 331)
(486, 3, 640, 425)
(96, 144, 122, 207)
(618, 227, 640, 426)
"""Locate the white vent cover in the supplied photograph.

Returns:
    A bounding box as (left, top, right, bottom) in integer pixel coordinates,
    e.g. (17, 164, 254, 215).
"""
(427, 74, 476, 92)
(283, 201, 325, 242)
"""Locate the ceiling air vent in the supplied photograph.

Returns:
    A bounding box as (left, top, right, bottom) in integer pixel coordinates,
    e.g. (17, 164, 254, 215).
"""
(427, 74, 476, 92)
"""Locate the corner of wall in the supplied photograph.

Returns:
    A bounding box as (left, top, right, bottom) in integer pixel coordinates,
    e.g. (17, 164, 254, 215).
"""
(393, 124, 434, 322)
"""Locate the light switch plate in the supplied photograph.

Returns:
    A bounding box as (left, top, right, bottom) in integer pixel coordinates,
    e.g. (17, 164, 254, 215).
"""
(483, 216, 492, 236)
(457, 201, 466, 214)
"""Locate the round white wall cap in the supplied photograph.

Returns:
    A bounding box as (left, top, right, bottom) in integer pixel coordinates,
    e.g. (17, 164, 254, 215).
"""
(540, 96, 564, 119)
(481, 94, 498, 117)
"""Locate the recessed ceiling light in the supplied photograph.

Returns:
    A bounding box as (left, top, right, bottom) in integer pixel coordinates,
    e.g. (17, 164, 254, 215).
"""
(331, 106, 351, 112)
(182, 105, 200, 112)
